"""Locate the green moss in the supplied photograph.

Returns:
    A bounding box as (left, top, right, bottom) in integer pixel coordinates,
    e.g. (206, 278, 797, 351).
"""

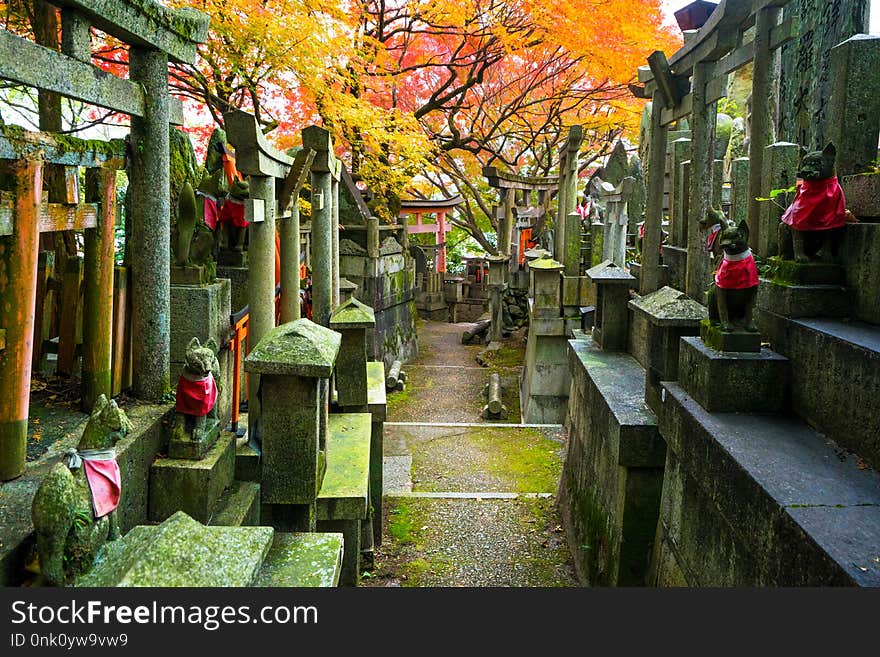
(387, 500, 418, 545)
(400, 555, 453, 587)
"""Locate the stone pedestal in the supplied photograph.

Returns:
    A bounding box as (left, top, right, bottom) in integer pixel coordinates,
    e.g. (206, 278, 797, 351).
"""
(678, 336, 789, 413)
(766, 257, 845, 286)
(149, 434, 236, 523)
(530, 257, 564, 317)
(244, 320, 341, 516)
(757, 279, 850, 320)
(587, 260, 634, 351)
(628, 286, 707, 415)
(700, 320, 763, 353)
(167, 414, 220, 460)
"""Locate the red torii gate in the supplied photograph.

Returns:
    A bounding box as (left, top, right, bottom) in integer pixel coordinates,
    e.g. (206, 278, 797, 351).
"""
(398, 196, 463, 273)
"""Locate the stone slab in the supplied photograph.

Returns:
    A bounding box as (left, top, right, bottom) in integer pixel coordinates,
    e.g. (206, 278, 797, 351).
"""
(245, 319, 341, 378)
(756, 278, 850, 319)
(209, 480, 261, 527)
(678, 336, 789, 413)
(842, 222, 880, 325)
(317, 413, 372, 520)
(366, 361, 387, 418)
(254, 532, 344, 587)
(654, 383, 880, 586)
(841, 174, 880, 218)
(78, 512, 273, 587)
(149, 435, 235, 523)
(661, 245, 687, 292)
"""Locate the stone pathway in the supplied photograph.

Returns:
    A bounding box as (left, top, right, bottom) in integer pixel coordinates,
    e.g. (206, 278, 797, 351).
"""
(365, 321, 578, 587)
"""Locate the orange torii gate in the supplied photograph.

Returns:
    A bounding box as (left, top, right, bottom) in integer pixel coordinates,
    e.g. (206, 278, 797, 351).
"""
(398, 196, 463, 273)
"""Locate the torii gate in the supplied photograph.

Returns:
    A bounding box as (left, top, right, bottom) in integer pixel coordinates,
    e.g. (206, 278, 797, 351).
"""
(398, 196, 463, 273)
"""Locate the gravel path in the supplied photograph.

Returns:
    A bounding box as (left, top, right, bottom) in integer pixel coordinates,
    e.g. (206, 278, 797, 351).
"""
(367, 319, 578, 587)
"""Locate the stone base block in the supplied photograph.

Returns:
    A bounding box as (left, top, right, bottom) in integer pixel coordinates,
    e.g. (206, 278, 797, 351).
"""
(218, 249, 248, 267)
(678, 336, 789, 413)
(149, 435, 235, 523)
(766, 257, 845, 285)
(841, 173, 880, 219)
(757, 278, 850, 319)
(216, 265, 248, 313)
(700, 320, 762, 353)
(235, 441, 261, 482)
(209, 480, 261, 527)
(168, 414, 220, 460)
(170, 264, 210, 286)
(170, 279, 232, 364)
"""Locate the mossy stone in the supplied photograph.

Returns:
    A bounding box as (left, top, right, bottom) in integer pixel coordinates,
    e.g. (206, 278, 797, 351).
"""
(245, 318, 341, 378)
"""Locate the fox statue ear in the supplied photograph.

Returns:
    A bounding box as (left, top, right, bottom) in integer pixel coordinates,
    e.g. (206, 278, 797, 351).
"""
(187, 337, 200, 351)
(738, 219, 749, 241)
(823, 142, 836, 159)
(205, 337, 218, 353)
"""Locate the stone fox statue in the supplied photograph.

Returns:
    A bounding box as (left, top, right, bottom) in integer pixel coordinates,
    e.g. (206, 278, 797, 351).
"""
(173, 337, 220, 444)
(706, 215, 759, 332)
(778, 142, 847, 263)
(31, 395, 132, 586)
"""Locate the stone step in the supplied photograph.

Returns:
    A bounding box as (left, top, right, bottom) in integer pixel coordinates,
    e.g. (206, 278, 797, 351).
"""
(235, 440, 261, 483)
(757, 278, 850, 319)
(149, 434, 235, 524)
(77, 511, 274, 587)
(208, 480, 261, 527)
(758, 314, 880, 470)
(655, 382, 880, 587)
(253, 532, 344, 587)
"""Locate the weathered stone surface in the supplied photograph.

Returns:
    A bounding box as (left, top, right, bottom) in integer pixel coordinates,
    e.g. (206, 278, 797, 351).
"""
(841, 175, 880, 219)
(679, 336, 789, 413)
(842, 222, 880, 325)
(254, 532, 343, 587)
(245, 318, 341, 378)
(259, 375, 325, 505)
(170, 278, 231, 364)
(756, 278, 850, 319)
(669, 140, 691, 247)
(628, 286, 707, 327)
(757, 142, 800, 259)
(700, 321, 762, 353)
(208, 480, 260, 527)
(234, 441, 261, 483)
(560, 336, 663, 586)
(757, 314, 880, 471)
(149, 434, 235, 523)
(215, 264, 248, 313)
(766, 257, 845, 286)
(317, 413, 372, 521)
(661, 245, 687, 291)
(78, 512, 273, 587)
(826, 35, 880, 177)
(652, 383, 880, 586)
(167, 415, 219, 460)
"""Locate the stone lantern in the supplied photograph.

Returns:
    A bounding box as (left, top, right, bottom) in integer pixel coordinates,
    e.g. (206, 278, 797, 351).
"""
(244, 318, 341, 528)
(329, 297, 376, 409)
(586, 260, 634, 350)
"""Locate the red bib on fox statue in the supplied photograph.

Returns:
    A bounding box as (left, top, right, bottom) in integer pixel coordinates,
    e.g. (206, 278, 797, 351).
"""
(176, 373, 218, 417)
(715, 249, 759, 290)
(781, 177, 847, 231)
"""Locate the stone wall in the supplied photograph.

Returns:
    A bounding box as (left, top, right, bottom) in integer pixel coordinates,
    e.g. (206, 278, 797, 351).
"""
(341, 251, 418, 366)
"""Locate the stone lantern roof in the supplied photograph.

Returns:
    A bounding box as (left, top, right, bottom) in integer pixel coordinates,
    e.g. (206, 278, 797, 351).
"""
(244, 318, 341, 377)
